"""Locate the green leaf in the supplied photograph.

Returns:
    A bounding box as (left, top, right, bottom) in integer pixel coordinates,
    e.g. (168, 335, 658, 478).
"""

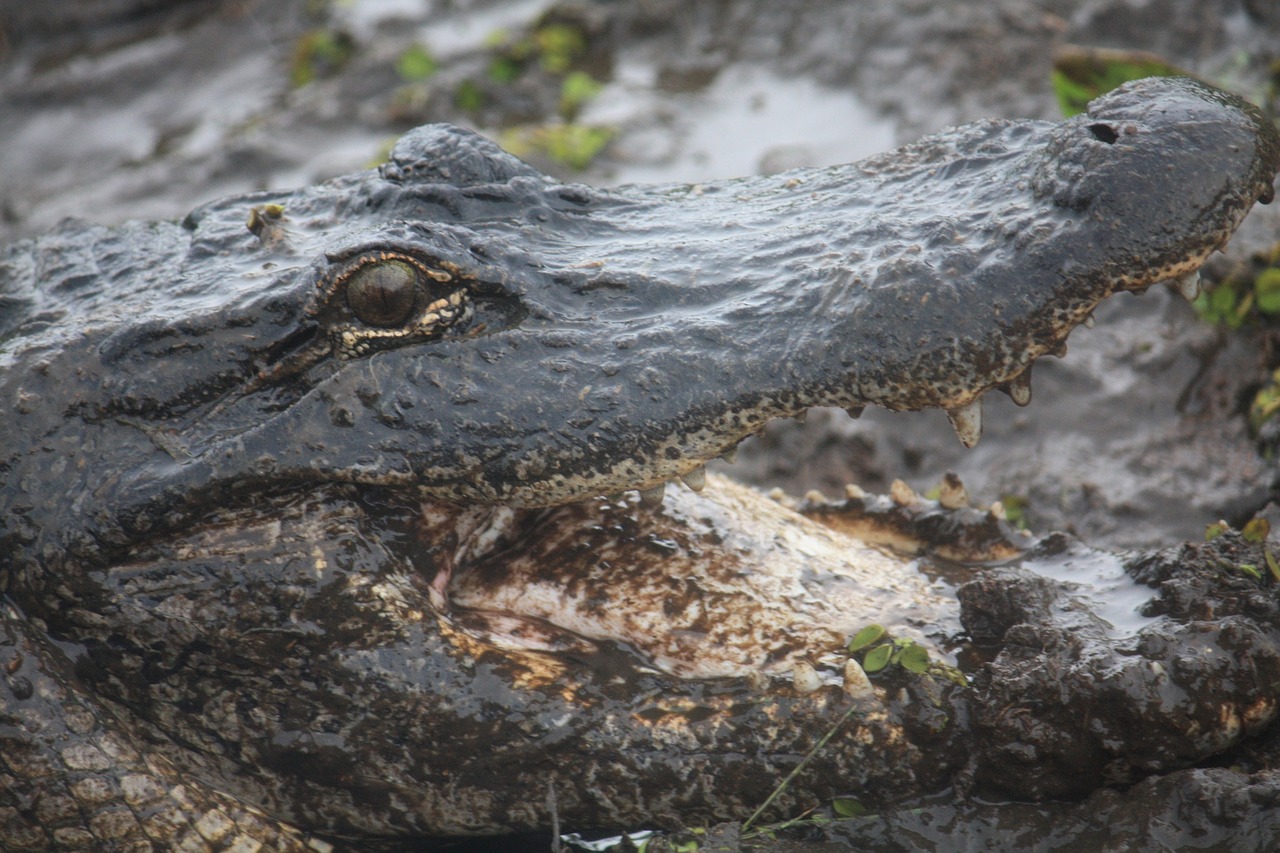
(1240, 563, 1263, 580)
(1205, 521, 1230, 542)
(832, 797, 869, 818)
(863, 644, 892, 673)
(1265, 549, 1280, 583)
(1243, 517, 1271, 544)
(848, 624, 887, 653)
(897, 643, 931, 674)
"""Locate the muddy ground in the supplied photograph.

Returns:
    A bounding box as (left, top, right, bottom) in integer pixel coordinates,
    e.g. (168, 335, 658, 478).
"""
(3, 1, 1280, 851)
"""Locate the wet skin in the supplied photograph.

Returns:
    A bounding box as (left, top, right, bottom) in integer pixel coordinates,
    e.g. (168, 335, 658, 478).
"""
(1, 77, 1279, 847)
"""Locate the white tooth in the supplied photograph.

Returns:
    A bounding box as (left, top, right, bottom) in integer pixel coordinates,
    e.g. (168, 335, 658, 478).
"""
(1083, 313, 1096, 328)
(720, 446, 738, 464)
(989, 500, 1008, 520)
(890, 479, 918, 507)
(1009, 369, 1032, 407)
(946, 399, 983, 448)
(792, 661, 823, 694)
(681, 466, 706, 492)
(1176, 271, 1202, 302)
(805, 489, 827, 504)
(843, 659, 874, 699)
(938, 473, 968, 509)
(844, 483, 868, 501)
(638, 483, 666, 506)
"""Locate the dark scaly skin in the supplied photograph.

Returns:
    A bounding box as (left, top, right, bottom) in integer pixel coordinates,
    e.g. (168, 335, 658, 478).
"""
(0, 78, 1278, 848)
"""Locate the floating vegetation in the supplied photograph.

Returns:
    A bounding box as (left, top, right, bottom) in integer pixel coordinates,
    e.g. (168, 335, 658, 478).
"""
(499, 123, 614, 170)
(395, 43, 438, 82)
(290, 28, 356, 88)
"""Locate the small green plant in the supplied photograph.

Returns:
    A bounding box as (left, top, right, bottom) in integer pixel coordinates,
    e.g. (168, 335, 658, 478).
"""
(1051, 47, 1184, 117)
(453, 80, 486, 114)
(560, 70, 603, 119)
(290, 29, 356, 87)
(847, 624, 930, 674)
(499, 123, 614, 170)
(396, 43, 438, 82)
(998, 494, 1030, 529)
(1193, 243, 1280, 332)
(1205, 520, 1231, 541)
(1204, 518, 1280, 583)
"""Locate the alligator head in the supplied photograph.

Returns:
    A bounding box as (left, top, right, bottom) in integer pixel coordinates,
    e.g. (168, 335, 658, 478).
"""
(3, 77, 1274, 560)
(2, 76, 1279, 845)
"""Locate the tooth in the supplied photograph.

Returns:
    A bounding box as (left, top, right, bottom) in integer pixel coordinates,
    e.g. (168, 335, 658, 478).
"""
(1008, 368, 1032, 407)
(989, 500, 1008, 521)
(638, 483, 666, 506)
(844, 483, 867, 501)
(681, 466, 706, 492)
(1052, 341, 1068, 358)
(1083, 313, 1096, 328)
(805, 489, 827, 504)
(792, 661, 823, 694)
(945, 399, 982, 448)
(794, 410, 808, 424)
(1176, 271, 1202, 301)
(938, 472, 968, 509)
(890, 479, 918, 507)
(843, 659, 874, 699)
(845, 405, 865, 419)
(720, 446, 738, 464)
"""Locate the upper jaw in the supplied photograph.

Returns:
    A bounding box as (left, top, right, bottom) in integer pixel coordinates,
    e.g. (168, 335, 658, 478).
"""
(177, 78, 1280, 512)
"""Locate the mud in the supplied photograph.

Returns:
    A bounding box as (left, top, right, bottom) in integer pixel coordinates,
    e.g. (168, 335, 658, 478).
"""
(3, 1, 1280, 851)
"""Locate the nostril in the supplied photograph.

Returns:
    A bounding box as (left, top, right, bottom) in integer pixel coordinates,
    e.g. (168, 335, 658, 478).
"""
(1087, 123, 1119, 144)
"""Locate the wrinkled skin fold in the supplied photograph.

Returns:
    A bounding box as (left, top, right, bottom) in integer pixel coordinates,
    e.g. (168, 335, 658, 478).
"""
(1, 77, 1279, 849)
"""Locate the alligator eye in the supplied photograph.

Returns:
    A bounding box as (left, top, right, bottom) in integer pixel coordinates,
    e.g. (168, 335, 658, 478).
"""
(346, 260, 419, 327)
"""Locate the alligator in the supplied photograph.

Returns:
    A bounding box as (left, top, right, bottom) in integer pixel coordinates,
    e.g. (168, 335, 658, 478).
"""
(1, 76, 1279, 851)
